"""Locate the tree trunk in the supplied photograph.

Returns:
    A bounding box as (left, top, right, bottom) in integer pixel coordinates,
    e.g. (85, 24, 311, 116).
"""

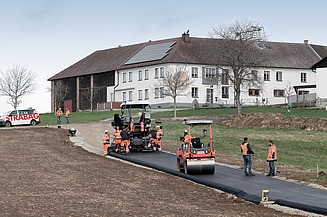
(174, 97, 177, 118)
(235, 88, 242, 115)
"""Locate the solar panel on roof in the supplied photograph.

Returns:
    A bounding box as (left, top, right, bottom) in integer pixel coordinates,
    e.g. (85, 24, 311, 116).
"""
(124, 41, 176, 65)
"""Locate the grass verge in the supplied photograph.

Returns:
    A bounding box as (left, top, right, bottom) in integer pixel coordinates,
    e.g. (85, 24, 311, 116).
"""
(151, 107, 327, 118)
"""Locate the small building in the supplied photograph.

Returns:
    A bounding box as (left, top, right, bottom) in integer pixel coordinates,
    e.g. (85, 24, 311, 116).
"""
(48, 33, 327, 112)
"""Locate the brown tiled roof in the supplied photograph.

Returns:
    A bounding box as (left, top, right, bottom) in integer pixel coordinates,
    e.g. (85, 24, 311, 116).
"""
(48, 36, 326, 81)
(48, 42, 146, 80)
(262, 42, 322, 69)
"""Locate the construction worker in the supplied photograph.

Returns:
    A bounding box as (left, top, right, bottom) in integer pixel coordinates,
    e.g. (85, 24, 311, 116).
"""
(241, 137, 255, 176)
(148, 126, 157, 151)
(56, 108, 63, 124)
(156, 125, 163, 151)
(65, 107, 70, 123)
(102, 130, 110, 155)
(140, 121, 144, 132)
(267, 140, 277, 177)
(183, 130, 193, 144)
(130, 118, 134, 132)
(121, 126, 130, 154)
(113, 126, 122, 152)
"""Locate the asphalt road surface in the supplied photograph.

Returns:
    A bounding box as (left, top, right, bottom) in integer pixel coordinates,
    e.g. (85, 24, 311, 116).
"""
(109, 151, 327, 215)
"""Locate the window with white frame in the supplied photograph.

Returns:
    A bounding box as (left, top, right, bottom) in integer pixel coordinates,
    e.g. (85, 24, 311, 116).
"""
(274, 89, 285, 97)
(249, 89, 260, 96)
(222, 86, 229, 98)
(160, 87, 165, 98)
(205, 67, 216, 78)
(264, 71, 270, 81)
(155, 88, 159, 98)
(138, 70, 142, 81)
(191, 87, 198, 98)
(155, 68, 159, 79)
(250, 70, 258, 80)
(123, 92, 127, 102)
(110, 93, 114, 102)
(123, 72, 127, 83)
(145, 89, 149, 99)
(129, 91, 133, 101)
(301, 72, 307, 83)
(160, 67, 164, 78)
(276, 71, 282, 81)
(138, 90, 142, 100)
(129, 71, 133, 82)
(222, 69, 229, 85)
(145, 69, 149, 80)
(192, 67, 198, 78)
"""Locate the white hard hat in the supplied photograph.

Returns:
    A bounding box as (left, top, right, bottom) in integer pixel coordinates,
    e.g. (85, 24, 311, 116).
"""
(105, 130, 109, 133)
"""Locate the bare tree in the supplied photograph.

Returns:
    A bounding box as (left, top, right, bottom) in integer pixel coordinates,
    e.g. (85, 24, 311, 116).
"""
(154, 66, 193, 118)
(51, 80, 69, 110)
(0, 65, 36, 109)
(209, 20, 269, 115)
(284, 81, 295, 112)
(80, 87, 99, 112)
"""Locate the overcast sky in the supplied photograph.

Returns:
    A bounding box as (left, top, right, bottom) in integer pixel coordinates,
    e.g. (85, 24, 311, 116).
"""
(1, 0, 327, 115)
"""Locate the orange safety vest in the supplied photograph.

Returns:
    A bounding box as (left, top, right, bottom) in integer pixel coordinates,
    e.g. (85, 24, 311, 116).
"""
(267, 144, 277, 161)
(241, 142, 248, 155)
(156, 129, 163, 139)
(102, 133, 110, 144)
(140, 122, 144, 132)
(65, 110, 70, 117)
(184, 135, 192, 144)
(114, 130, 122, 140)
(130, 121, 134, 131)
(56, 110, 63, 116)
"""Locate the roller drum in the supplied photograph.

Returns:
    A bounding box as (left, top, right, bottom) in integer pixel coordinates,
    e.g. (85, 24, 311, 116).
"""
(186, 159, 215, 174)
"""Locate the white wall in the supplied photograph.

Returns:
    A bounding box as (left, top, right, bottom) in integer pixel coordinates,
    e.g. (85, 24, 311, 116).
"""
(112, 63, 316, 107)
(317, 68, 327, 98)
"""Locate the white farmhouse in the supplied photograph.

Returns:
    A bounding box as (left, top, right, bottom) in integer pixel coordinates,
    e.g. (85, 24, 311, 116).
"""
(48, 33, 327, 112)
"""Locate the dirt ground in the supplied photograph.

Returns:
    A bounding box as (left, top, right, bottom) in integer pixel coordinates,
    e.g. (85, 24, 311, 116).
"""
(0, 127, 301, 216)
(157, 114, 327, 188)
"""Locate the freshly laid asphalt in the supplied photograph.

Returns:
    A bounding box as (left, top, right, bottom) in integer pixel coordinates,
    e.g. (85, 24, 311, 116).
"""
(109, 151, 327, 215)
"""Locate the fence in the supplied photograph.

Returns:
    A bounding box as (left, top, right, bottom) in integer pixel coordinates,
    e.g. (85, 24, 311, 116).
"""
(97, 102, 122, 110)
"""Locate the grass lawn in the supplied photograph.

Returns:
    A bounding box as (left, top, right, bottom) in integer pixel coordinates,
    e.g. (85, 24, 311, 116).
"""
(151, 106, 327, 119)
(39, 110, 136, 125)
(161, 121, 327, 172)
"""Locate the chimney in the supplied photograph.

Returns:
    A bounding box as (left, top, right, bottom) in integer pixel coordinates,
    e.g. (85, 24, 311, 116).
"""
(182, 30, 190, 44)
(304, 40, 309, 44)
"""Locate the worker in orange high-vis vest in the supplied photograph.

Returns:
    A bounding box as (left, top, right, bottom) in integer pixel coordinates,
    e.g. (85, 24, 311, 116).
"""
(113, 126, 122, 152)
(102, 130, 110, 155)
(156, 125, 163, 151)
(241, 137, 255, 176)
(56, 108, 63, 124)
(267, 140, 277, 177)
(65, 108, 70, 123)
(130, 118, 134, 132)
(148, 126, 157, 151)
(121, 126, 130, 154)
(140, 121, 144, 132)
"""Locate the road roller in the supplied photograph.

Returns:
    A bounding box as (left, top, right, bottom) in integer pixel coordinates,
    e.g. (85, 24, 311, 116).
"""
(176, 119, 215, 174)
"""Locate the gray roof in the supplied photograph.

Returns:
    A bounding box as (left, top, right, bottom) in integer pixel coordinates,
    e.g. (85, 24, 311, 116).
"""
(48, 36, 327, 81)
